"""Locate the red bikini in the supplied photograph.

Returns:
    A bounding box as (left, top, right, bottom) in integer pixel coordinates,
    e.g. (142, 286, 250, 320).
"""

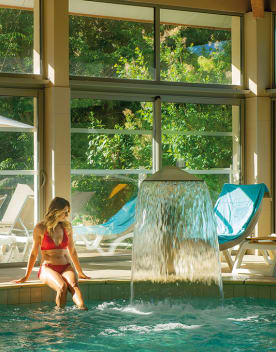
(41, 228, 69, 250)
(38, 229, 70, 278)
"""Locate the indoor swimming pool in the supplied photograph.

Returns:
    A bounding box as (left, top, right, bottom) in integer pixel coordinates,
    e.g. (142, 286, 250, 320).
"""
(1, 297, 276, 352)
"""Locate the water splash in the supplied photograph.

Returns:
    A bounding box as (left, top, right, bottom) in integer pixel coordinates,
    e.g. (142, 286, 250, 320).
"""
(131, 181, 222, 294)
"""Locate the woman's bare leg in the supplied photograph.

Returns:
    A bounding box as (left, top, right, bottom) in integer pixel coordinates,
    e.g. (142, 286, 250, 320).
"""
(39, 266, 68, 308)
(62, 267, 87, 309)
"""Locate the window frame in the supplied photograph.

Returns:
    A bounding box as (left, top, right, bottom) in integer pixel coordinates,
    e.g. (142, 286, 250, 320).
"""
(71, 89, 244, 187)
(69, 0, 244, 88)
(0, 86, 43, 234)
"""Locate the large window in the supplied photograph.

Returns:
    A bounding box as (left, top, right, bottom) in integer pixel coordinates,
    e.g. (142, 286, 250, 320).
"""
(0, 94, 39, 263)
(69, 0, 241, 85)
(70, 96, 241, 224)
(0, 0, 38, 74)
(71, 98, 152, 226)
(69, 1, 242, 255)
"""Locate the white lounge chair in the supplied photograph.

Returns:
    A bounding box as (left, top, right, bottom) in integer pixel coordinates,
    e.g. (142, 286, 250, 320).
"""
(71, 191, 94, 219)
(73, 197, 136, 254)
(0, 194, 7, 212)
(0, 233, 17, 263)
(0, 184, 34, 262)
(232, 235, 276, 276)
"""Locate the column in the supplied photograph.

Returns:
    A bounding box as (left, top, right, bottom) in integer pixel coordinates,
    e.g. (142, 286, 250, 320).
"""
(43, 0, 71, 209)
(244, 12, 272, 236)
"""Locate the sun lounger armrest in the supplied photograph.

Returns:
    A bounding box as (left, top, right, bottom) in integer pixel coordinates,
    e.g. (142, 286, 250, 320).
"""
(0, 222, 13, 227)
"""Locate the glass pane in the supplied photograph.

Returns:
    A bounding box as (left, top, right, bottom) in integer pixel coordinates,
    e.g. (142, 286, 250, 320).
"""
(0, 132, 33, 170)
(71, 173, 140, 257)
(162, 103, 232, 132)
(194, 174, 230, 204)
(162, 135, 233, 169)
(69, 0, 154, 79)
(0, 175, 34, 219)
(72, 133, 152, 170)
(0, 95, 36, 264)
(71, 174, 138, 226)
(0, 96, 34, 170)
(71, 98, 152, 255)
(160, 9, 240, 85)
(0, 3, 34, 74)
(0, 176, 34, 262)
(71, 99, 153, 170)
(161, 103, 240, 199)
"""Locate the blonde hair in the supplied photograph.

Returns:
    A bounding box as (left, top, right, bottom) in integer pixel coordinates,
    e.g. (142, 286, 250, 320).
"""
(42, 197, 71, 235)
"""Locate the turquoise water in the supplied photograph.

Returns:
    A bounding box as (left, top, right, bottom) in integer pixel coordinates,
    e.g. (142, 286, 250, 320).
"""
(0, 298, 276, 351)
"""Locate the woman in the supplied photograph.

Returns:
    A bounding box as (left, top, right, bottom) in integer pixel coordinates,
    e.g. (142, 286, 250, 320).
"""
(14, 197, 90, 309)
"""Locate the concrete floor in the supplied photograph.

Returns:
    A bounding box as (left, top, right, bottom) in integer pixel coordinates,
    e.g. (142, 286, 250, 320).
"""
(0, 252, 132, 284)
(1, 251, 276, 286)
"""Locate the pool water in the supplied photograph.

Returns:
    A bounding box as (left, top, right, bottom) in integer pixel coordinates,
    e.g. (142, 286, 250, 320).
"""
(1, 297, 276, 352)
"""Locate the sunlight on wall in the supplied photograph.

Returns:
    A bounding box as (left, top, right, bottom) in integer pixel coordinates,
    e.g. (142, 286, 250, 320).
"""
(249, 78, 258, 95)
(254, 152, 258, 181)
(33, 50, 40, 74)
(51, 149, 55, 198)
(48, 64, 55, 84)
(232, 64, 241, 85)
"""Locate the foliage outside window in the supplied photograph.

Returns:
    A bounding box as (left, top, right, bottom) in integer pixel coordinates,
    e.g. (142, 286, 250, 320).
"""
(69, 1, 240, 85)
(71, 99, 152, 225)
(69, 1, 241, 224)
(160, 26, 231, 84)
(162, 103, 239, 202)
(0, 5, 34, 74)
(159, 9, 235, 84)
(0, 96, 35, 219)
(69, 2, 154, 79)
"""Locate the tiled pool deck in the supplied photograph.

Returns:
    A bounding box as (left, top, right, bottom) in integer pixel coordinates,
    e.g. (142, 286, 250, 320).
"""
(1, 252, 276, 305)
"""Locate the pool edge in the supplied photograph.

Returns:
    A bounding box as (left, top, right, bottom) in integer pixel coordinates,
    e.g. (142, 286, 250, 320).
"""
(1, 277, 276, 304)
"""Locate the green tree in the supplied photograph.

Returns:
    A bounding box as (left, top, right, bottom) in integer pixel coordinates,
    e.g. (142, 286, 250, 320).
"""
(0, 8, 33, 73)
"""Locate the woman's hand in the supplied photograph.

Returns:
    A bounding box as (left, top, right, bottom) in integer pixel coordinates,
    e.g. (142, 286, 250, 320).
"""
(78, 272, 91, 280)
(13, 276, 28, 284)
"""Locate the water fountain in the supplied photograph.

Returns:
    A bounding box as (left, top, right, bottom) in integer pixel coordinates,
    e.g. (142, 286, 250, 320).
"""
(131, 166, 222, 298)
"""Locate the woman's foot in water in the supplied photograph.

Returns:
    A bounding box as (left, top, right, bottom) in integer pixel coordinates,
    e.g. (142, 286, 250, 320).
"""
(78, 304, 88, 310)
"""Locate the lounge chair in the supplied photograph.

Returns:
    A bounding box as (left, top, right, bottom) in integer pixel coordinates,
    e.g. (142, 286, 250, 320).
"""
(0, 194, 7, 212)
(73, 197, 136, 254)
(71, 191, 94, 219)
(232, 235, 276, 276)
(214, 183, 271, 274)
(0, 184, 34, 262)
(0, 232, 17, 263)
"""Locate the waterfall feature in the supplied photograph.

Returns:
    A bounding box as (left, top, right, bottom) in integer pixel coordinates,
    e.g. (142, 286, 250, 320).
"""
(131, 166, 222, 295)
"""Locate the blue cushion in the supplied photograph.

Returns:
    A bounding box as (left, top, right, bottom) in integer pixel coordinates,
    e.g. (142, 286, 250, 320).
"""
(214, 183, 269, 245)
(74, 197, 136, 235)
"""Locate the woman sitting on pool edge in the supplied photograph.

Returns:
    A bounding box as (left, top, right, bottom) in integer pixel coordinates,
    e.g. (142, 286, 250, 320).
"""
(14, 197, 90, 310)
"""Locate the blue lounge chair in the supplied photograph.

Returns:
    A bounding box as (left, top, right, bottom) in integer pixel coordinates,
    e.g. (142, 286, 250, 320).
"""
(73, 197, 136, 254)
(214, 183, 269, 272)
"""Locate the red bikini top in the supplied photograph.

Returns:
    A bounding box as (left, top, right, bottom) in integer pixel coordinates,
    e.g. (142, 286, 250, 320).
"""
(41, 228, 69, 251)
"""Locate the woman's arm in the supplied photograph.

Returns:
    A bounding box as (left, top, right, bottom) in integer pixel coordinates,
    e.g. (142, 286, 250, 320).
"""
(67, 226, 90, 279)
(13, 224, 42, 283)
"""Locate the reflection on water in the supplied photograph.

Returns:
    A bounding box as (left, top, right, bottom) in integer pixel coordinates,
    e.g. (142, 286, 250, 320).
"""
(131, 181, 222, 291)
(1, 298, 276, 352)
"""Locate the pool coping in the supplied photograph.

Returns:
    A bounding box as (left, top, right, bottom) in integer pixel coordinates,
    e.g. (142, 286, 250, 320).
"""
(1, 276, 276, 304)
(1, 276, 276, 287)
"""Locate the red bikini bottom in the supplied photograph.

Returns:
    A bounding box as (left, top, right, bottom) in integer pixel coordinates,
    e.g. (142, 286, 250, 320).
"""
(38, 263, 71, 278)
